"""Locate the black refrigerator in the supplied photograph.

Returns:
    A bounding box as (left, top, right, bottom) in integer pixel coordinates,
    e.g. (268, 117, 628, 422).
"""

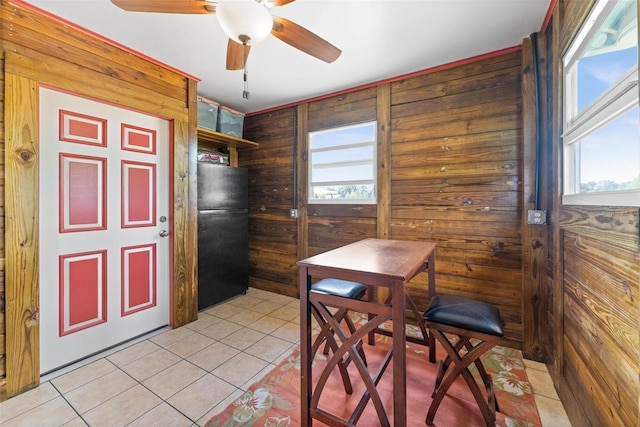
(197, 163, 248, 310)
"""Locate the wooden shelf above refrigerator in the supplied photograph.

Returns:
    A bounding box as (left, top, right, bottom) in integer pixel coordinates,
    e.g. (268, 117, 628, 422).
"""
(197, 127, 258, 167)
(197, 127, 259, 150)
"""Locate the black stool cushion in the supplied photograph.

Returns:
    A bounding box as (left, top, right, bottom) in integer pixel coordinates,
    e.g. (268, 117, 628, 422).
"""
(311, 278, 367, 299)
(424, 295, 503, 337)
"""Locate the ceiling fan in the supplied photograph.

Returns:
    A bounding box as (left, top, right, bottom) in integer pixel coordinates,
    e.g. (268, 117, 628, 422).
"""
(110, 0, 342, 71)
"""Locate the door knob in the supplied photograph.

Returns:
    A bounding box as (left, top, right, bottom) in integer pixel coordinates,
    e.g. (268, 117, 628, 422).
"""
(159, 230, 169, 237)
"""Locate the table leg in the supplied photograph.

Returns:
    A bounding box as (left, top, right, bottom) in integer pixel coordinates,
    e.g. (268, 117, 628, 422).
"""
(367, 284, 375, 345)
(392, 283, 406, 426)
(299, 267, 312, 426)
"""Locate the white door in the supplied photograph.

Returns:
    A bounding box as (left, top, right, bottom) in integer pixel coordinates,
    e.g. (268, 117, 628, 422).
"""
(39, 87, 171, 374)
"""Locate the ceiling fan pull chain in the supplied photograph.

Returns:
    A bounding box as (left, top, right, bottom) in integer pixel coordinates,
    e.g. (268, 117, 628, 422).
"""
(243, 65, 250, 99)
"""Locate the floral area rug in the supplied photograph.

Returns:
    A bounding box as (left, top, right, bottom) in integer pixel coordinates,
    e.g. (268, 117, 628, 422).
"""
(205, 317, 541, 427)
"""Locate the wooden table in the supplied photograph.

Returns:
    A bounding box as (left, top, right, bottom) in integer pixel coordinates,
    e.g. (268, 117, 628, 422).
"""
(298, 238, 437, 426)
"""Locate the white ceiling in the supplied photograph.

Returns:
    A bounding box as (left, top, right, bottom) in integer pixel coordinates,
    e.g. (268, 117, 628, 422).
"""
(26, 0, 551, 114)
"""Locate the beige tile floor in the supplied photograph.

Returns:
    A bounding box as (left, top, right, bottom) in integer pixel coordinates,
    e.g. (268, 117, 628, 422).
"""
(1, 288, 572, 426)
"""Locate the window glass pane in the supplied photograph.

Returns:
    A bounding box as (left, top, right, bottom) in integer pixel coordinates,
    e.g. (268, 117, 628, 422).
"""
(310, 122, 376, 149)
(310, 185, 375, 201)
(578, 106, 639, 193)
(576, 0, 637, 113)
(312, 145, 374, 165)
(311, 163, 374, 183)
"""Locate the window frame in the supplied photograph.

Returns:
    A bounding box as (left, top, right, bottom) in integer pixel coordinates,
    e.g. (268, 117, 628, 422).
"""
(562, 0, 640, 207)
(307, 121, 377, 205)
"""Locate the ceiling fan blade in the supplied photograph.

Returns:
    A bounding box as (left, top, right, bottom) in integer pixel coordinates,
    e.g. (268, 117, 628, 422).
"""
(271, 16, 341, 64)
(226, 39, 251, 70)
(111, 0, 215, 14)
(268, 0, 297, 6)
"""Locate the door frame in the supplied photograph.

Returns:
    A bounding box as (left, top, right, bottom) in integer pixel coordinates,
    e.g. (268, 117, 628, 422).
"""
(4, 58, 199, 398)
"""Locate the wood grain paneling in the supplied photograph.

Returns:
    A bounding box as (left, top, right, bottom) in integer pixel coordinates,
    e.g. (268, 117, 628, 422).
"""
(559, 206, 639, 249)
(377, 84, 392, 241)
(307, 87, 377, 131)
(390, 50, 524, 346)
(4, 74, 40, 398)
(563, 230, 639, 427)
(0, 34, 6, 392)
(539, 16, 561, 383)
(558, 207, 640, 427)
(241, 108, 299, 296)
(548, 5, 565, 388)
(1, 2, 197, 399)
(296, 105, 309, 265)
(521, 34, 548, 361)
(391, 53, 522, 105)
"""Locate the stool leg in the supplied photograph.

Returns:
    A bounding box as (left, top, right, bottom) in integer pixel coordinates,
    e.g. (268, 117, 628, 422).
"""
(465, 340, 499, 413)
(426, 329, 461, 425)
(338, 309, 368, 366)
(405, 291, 430, 344)
(319, 307, 368, 367)
(426, 328, 499, 427)
(311, 303, 370, 396)
(432, 335, 471, 398)
(320, 307, 343, 357)
(310, 304, 355, 394)
(310, 298, 391, 427)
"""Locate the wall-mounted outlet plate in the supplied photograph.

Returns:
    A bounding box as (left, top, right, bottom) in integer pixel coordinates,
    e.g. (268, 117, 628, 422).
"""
(527, 210, 547, 225)
(289, 209, 299, 218)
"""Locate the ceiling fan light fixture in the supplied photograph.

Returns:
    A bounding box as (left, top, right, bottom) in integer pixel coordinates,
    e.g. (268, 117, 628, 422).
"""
(217, 0, 273, 45)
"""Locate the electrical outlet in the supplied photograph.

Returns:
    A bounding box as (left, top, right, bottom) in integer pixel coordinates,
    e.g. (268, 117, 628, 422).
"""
(527, 210, 547, 225)
(289, 208, 299, 218)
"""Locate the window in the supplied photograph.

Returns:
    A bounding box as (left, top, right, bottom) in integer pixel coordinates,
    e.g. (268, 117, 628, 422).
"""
(308, 122, 376, 204)
(562, 0, 639, 206)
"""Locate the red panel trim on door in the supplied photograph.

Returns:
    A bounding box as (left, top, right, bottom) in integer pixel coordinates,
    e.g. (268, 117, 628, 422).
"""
(59, 153, 107, 233)
(121, 244, 157, 316)
(121, 161, 156, 228)
(59, 250, 107, 336)
(59, 109, 107, 147)
(121, 123, 157, 155)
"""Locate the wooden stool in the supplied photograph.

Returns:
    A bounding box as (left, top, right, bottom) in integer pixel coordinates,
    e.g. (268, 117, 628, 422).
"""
(310, 278, 368, 394)
(423, 295, 504, 427)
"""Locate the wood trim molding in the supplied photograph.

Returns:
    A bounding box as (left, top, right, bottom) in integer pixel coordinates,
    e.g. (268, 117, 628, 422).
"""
(5, 73, 41, 397)
(170, 78, 199, 328)
(550, 3, 564, 387)
(376, 84, 391, 241)
(521, 36, 547, 361)
(296, 104, 309, 271)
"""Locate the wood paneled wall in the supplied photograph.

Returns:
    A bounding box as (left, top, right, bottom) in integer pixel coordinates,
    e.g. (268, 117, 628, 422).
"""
(561, 220, 638, 427)
(243, 52, 527, 348)
(389, 51, 524, 349)
(0, 1, 199, 400)
(540, 1, 640, 425)
(241, 107, 299, 297)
